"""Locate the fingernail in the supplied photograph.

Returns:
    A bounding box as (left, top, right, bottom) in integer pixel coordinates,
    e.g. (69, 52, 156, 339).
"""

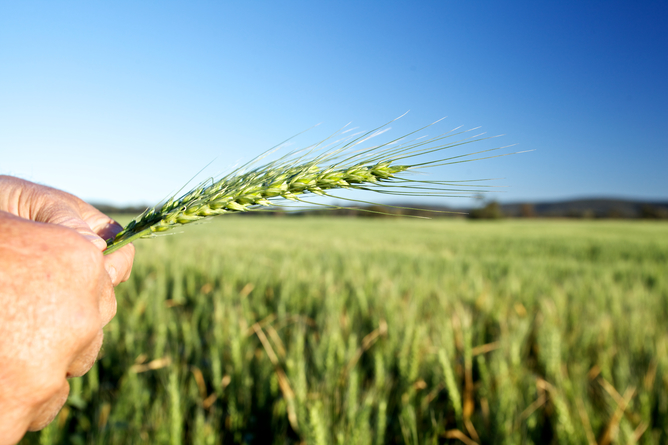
(84, 233, 101, 243)
(83, 233, 107, 250)
(107, 265, 118, 283)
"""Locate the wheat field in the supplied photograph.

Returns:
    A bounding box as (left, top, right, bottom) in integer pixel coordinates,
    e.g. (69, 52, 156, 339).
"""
(22, 218, 668, 444)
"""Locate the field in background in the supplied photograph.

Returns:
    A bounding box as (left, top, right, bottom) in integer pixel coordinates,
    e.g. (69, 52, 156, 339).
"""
(22, 218, 668, 444)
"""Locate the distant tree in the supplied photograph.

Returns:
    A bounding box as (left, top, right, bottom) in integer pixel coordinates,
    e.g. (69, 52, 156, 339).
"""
(520, 203, 535, 218)
(606, 207, 624, 219)
(468, 201, 504, 219)
(566, 208, 595, 219)
(640, 204, 668, 219)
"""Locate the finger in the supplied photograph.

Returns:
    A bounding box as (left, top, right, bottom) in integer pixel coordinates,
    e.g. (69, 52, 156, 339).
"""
(104, 243, 135, 285)
(88, 216, 124, 244)
(23, 181, 120, 251)
(98, 274, 117, 327)
(37, 206, 108, 251)
(26, 380, 70, 432)
(74, 201, 126, 244)
(63, 243, 109, 378)
(66, 329, 104, 378)
(100, 289, 118, 327)
(86, 213, 135, 284)
(63, 219, 108, 251)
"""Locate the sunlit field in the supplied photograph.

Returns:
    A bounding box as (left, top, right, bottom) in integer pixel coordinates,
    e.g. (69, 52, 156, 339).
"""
(22, 218, 668, 445)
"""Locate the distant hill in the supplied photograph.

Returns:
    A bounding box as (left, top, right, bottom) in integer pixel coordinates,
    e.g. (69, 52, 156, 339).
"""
(293, 198, 668, 219)
(497, 198, 668, 219)
(91, 203, 150, 215)
(91, 198, 668, 219)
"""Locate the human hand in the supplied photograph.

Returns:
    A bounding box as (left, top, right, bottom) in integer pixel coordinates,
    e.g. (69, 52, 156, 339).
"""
(0, 175, 134, 283)
(0, 176, 134, 444)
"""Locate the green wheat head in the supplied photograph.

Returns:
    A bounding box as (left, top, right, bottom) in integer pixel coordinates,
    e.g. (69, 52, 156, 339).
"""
(104, 116, 517, 255)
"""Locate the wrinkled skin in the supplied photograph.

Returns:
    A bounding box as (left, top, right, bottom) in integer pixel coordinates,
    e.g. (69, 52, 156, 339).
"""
(0, 176, 134, 444)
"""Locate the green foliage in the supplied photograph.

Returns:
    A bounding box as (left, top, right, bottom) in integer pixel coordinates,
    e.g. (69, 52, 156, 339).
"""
(23, 219, 668, 444)
(468, 201, 504, 219)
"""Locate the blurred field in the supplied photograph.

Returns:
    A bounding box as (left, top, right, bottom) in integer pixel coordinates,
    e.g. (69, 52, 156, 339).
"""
(22, 218, 668, 445)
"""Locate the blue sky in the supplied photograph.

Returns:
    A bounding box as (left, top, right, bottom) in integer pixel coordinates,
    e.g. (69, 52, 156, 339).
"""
(1, 1, 666, 208)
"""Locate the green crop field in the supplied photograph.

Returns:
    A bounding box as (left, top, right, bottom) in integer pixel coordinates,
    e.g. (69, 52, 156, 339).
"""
(22, 218, 668, 445)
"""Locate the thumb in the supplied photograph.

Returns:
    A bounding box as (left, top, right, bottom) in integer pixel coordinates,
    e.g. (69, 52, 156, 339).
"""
(58, 217, 108, 251)
(36, 206, 108, 251)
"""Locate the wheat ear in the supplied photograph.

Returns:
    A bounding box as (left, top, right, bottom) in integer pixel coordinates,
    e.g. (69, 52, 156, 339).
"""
(104, 118, 519, 255)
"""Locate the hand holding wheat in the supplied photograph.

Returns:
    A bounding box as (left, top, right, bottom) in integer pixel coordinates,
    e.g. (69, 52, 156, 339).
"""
(0, 176, 134, 443)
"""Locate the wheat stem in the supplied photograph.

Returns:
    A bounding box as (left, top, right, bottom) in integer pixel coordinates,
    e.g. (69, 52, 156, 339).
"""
(104, 227, 153, 255)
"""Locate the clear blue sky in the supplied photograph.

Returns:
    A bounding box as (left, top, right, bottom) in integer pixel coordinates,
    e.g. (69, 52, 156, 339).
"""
(1, 1, 666, 208)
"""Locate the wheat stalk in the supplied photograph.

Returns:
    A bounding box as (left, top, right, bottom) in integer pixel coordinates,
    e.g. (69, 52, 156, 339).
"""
(104, 117, 519, 255)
